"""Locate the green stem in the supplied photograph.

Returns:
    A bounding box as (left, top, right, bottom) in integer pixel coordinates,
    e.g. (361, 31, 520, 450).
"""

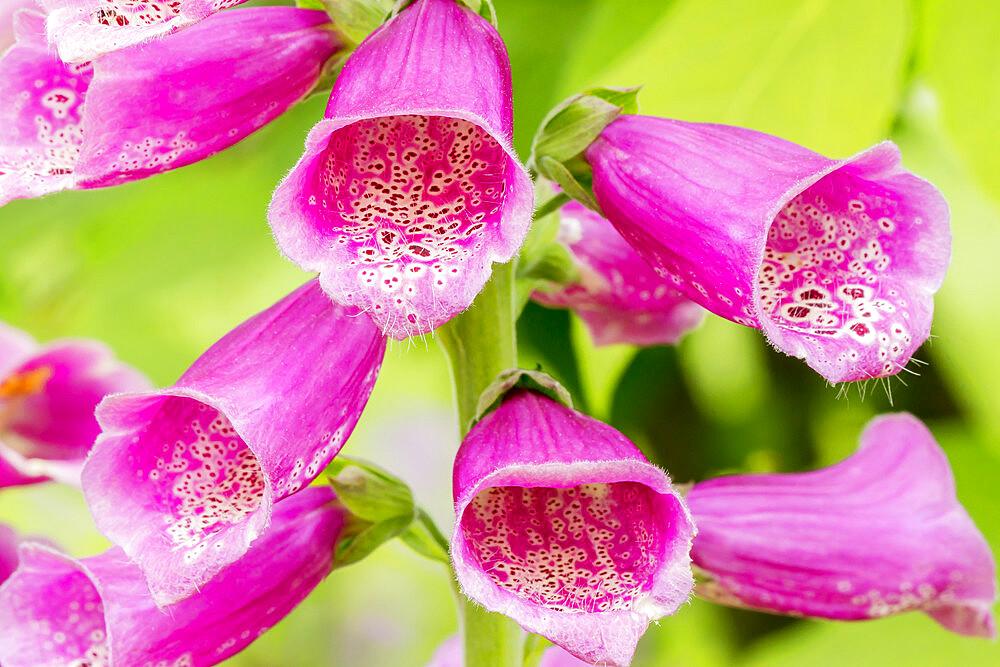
(437, 260, 525, 666)
(437, 260, 518, 432)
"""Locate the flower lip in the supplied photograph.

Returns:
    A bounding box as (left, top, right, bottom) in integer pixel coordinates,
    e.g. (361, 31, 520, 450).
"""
(752, 142, 951, 383)
(587, 117, 950, 383)
(85, 388, 273, 607)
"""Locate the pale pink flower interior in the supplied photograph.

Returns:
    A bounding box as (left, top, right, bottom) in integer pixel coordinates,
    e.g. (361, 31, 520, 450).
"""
(461, 482, 670, 614)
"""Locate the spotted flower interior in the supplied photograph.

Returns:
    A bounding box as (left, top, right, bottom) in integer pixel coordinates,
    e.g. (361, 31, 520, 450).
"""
(462, 481, 674, 614)
(757, 166, 941, 380)
(309, 114, 508, 333)
(0, 11, 91, 205)
(134, 397, 265, 561)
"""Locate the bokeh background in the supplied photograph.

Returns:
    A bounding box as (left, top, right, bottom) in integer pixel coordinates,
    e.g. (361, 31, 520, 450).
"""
(2, 0, 999, 664)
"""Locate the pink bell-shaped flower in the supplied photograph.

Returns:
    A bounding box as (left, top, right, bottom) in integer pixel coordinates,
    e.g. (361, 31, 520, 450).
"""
(688, 413, 997, 638)
(533, 199, 704, 346)
(1, 320, 149, 488)
(269, 0, 534, 339)
(81, 280, 386, 605)
(586, 116, 950, 382)
(451, 389, 695, 667)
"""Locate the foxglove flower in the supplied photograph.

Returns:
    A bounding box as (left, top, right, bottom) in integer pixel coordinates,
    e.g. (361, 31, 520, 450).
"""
(41, 0, 248, 63)
(688, 413, 997, 637)
(82, 279, 386, 605)
(0, 7, 342, 206)
(451, 390, 695, 667)
(533, 199, 704, 346)
(270, 0, 534, 339)
(586, 117, 950, 382)
(427, 634, 592, 667)
(0, 486, 347, 666)
(1, 320, 149, 488)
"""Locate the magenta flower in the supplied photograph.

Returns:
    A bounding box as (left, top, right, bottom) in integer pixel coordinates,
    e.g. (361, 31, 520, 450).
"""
(428, 634, 592, 667)
(0, 7, 342, 206)
(451, 390, 695, 667)
(688, 413, 997, 638)
(41, 0, 248, 63)
(0, 523, 18, 586)
(269, 0, 534, 339)
(533, 199, 704, 346)
(586, 117, 950, 382)
(81, 279, 386, 605)
(0, 486, 347, 667)
(1, 320, 149, 488)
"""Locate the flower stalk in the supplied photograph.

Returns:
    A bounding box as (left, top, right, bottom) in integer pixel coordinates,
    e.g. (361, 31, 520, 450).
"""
(437, 258, 524, 667)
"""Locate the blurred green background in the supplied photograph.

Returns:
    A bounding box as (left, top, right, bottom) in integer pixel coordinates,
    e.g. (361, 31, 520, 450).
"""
(1, 0, 998, 664)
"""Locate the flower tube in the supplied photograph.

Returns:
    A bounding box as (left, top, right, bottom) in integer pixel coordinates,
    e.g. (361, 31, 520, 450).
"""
(586, 117, 950, 382)
(82, 279, 386, 605)
(269, 0, 533, 339)
(41, 0, 249, 63)
(0, 486, 347, 667)
(0, 7, 342, 206)
(451, 389, 695, 667)
(1, 320, 149, 488)
(688, 413, 997, 638)
(533, 199, 704, 346)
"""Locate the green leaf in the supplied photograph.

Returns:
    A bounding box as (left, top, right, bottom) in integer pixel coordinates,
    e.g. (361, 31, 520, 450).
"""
(319, 0, 393, 45)
(918, 0, 1000, 205)
(563, 0, 912, 155)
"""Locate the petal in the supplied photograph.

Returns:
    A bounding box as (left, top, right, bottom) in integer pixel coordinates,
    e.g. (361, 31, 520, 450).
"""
(74, 7, 343, 189)
(687, 413, 997, 638)
(1, 336, 149, 488)
(0, 0, 36, 51)
(81, 279, 385, 605)
(0, 523, 18, 585)
(533, 200, 704, 346)
(269, 0, 533, 339)
(0, 10, 91, 206)
(0, 486, 346, 666)
(586, 116, 950, 382)
(41, 0, 248, 63)
(451, 390, 695, 667)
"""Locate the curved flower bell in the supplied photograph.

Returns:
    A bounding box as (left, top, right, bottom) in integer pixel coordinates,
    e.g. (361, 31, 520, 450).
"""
(585, 117, 950, 382)
(451, 389, 695, 667)
(0, 7, 342, 207)
(533, 199, 704, 346)
(270, 0, 534, 339)
(688, 413, 997, 638)
(41, 0, 249, 63)
(427, 634, 592, 667)
(0, 486, 347, 667)
(82, 280, 386, 605)
(1, 320, 149, 488)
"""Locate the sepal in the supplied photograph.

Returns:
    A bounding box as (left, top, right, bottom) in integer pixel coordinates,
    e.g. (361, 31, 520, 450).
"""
(473, 368, 574, 427)
(530, 87, 640, 212)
